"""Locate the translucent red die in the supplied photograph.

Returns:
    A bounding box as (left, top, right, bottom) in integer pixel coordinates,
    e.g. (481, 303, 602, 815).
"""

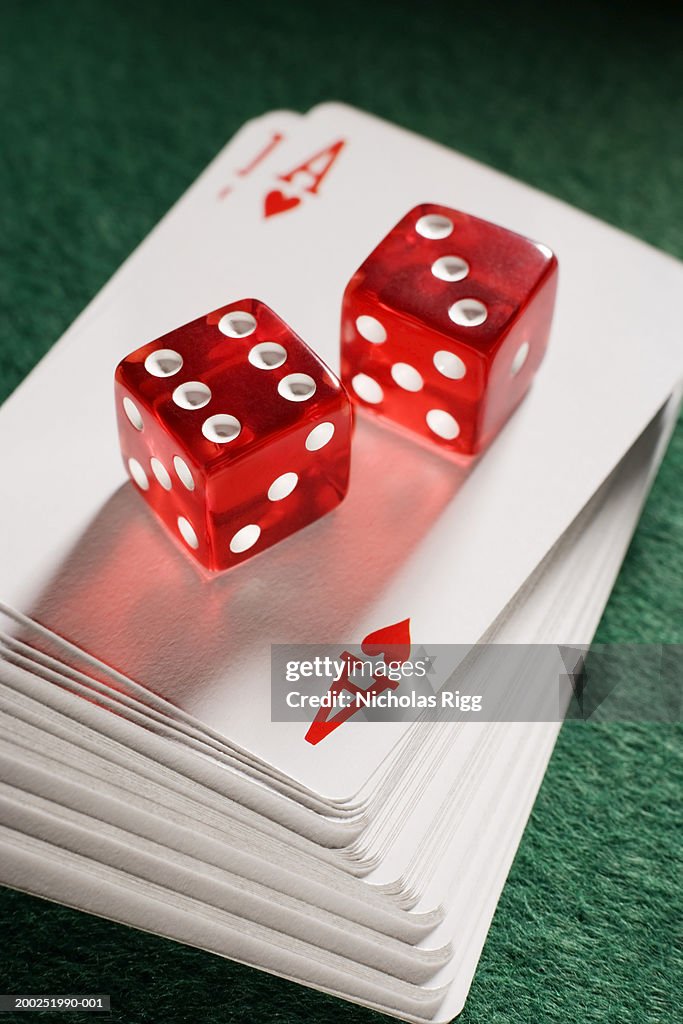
(115, 300, 352, 571)
(341, 204, 558, 457)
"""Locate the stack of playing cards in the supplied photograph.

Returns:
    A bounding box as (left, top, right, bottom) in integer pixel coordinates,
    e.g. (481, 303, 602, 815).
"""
(1, 104, 681, 1021)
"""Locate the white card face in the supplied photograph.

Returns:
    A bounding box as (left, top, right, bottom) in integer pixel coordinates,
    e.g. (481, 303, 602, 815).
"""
(1, 103, 682, 800)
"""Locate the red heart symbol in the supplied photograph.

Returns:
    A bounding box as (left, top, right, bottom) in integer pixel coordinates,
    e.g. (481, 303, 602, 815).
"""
(264, 189, 301, 218)
(361, 618, 412, 665)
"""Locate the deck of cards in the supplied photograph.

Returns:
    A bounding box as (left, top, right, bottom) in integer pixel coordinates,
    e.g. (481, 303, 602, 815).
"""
(1, 103, 681, 1021)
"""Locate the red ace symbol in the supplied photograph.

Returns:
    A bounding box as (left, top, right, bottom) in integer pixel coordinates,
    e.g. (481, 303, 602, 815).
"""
(304, 618, 411, 746)
(264, 140, 346, 218)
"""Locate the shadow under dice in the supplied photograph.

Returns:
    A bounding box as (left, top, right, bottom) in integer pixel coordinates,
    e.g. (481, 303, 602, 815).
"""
(115, 300, 352, 571)
(341, 203, 558, 457)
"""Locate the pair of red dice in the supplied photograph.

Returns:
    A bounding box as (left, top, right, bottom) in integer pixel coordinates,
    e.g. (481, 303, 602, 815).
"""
(116, 204, 558, 572)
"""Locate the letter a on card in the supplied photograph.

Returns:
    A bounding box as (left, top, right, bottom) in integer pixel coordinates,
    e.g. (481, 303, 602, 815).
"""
(264, 140, 345, 218)
(305, 619, 411, 746)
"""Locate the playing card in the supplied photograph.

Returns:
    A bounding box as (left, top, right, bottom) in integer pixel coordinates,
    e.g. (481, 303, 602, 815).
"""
(1, 103, 681, 807)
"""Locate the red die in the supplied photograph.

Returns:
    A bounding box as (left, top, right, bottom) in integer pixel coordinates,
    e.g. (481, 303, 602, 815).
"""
(115, 300, 352, 571)
(341, 204, 558, 457)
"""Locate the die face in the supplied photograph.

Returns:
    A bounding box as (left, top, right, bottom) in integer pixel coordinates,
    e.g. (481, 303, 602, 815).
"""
(341, 204, 558, 456)
(341, 294, 488, 454)
(115, 299, 352, 571)
(116, 300, 343, 470)
(477, 267, 558, 450)
(206, 403, 352, 570)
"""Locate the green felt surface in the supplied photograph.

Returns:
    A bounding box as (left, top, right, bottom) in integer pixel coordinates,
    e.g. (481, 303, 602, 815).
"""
(1, 1, 682, 1020)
